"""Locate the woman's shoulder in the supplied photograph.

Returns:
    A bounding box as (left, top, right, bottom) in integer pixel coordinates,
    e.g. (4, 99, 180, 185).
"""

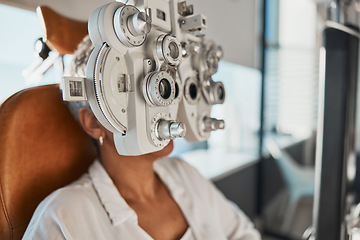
(30, 173, 98, 221)
(23, 173, 106, 239)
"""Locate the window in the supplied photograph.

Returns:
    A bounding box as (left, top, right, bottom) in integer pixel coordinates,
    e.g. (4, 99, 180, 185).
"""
(264, 0, 320, 140)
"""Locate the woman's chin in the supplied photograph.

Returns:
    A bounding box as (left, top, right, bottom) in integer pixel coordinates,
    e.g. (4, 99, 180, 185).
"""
(149, 140, 174, 158)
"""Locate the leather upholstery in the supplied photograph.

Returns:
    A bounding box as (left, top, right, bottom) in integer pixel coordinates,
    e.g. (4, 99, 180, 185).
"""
(0, 85, 97, 239)
(37, 6, 88, 55)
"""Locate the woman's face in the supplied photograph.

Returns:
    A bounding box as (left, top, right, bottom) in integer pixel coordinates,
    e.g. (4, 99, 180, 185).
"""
(146, 140, 174, 158)
(79, 107, 174, 158)
(105, 128, 174, 158)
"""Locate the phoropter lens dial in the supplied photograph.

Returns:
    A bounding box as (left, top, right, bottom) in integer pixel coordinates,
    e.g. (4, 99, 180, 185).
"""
(113, 5, 151, 47)
(127, 12, 151, 37)
(201, 77, 225, 105)
(203, 41, 223, 74)
(209, 81, 225, 104)
(143, 71, 176, 106)
(156, 34, 182, 66)
(184, 77, 200, 104)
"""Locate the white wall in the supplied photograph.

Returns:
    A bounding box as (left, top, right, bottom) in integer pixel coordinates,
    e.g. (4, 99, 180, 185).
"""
(189, 0, 261, 68)
(0, 0, 261, 68)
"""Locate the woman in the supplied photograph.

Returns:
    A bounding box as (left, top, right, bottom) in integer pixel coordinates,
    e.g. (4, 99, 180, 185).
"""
(23, 37, 260, 240)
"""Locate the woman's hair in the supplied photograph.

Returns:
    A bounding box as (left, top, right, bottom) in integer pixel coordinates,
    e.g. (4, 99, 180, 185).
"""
(65, 35, 94, 122)
(66, 35, 93, 77)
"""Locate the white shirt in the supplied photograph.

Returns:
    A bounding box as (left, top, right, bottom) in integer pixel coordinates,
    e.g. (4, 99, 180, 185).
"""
(23, 157, 260, 240)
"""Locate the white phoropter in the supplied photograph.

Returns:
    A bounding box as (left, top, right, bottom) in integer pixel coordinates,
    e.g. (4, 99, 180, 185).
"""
(62, 0, 225, 156)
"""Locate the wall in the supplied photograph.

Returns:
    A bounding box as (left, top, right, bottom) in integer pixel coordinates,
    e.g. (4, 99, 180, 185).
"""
(189, 0, 261, 68)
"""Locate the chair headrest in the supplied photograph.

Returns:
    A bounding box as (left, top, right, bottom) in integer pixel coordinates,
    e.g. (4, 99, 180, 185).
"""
(0, 84, 97, 239)
(37, 6, 88, 55)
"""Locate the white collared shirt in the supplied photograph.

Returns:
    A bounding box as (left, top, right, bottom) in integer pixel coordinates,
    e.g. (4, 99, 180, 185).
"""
(23, 157, 260, 240)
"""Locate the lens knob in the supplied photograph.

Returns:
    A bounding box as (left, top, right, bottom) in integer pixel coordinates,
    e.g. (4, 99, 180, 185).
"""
(156, 120, 186, 140)
(127, 12, 151, 37)
(143, 71, 176, 106)
(186, 42, 201, 55)
(113, 5, 150, 47)
(209, 81, 225, 104)
(203, 117, 225, 132)
(215, 46, 224, 59)
(156, 35, 182, 66)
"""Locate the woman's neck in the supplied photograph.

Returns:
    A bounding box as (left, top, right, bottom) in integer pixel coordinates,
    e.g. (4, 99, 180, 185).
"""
(99, 140, 173, 202)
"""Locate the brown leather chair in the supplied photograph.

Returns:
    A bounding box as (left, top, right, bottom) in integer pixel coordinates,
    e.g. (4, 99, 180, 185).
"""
(0, 7, 96, 240)
(37, 6, 88, 55)
(0, 85, 97, 239)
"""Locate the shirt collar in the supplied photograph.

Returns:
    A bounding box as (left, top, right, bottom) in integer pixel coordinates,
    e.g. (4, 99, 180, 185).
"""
(154, 158, 201, 239)
(88, 158, 190, 228)
(88, 160, 138, 226)
(153, 158, 186, 197)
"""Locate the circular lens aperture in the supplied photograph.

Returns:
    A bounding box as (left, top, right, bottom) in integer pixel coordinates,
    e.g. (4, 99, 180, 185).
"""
(142, 71, 176, 106)
(157, 35, 182, 66)
(174, 82, 179, 99)
(169, 42, 179, 59)
(208, 81, 225, 105)
(217, 85, 225, 101)
(189, 83, 198, 100)
(159, 79, 172, 99)
(184, 77, 200, 105)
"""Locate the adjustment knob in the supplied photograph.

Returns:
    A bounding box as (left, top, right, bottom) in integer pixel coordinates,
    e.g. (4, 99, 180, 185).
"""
(207, 50, 219, 74)
(207, 80, 225, 105)
(127, 12, 151, 36)
(156, 35, 182, 66)
(203, 117, 225, 132)
(182, 42, 200, 57)
(215, 46, 224, 59)
(188, 42, 200, 54)
(204, 42, 223, 74)
(114, 5, 151, 47)
(156, 120, 186, 140)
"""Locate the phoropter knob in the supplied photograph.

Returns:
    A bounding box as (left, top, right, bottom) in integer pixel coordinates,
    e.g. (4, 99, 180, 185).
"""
(215, 46, 224, 59)
(127, 11, 151, 37)
(114, 5, 151, 47)
(203, 117, 225, 132)
(142, 71, 176, 107)
(156, 120, 186, 140)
